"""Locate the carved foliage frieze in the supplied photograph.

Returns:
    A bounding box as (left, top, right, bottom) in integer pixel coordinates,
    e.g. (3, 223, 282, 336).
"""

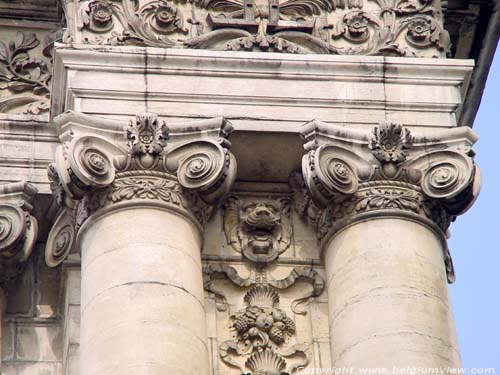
(0, 30, 60, 114)
(68, 0, 450, 57)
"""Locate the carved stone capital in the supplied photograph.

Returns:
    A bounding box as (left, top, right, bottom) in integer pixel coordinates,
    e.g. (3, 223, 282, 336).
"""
(294, 121, 480, 280)
(0, 182, 38, 288)
(45, 111, 236, 267)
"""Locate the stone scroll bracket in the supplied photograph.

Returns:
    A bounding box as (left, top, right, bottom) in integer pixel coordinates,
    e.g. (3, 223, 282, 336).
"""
(45, 110, 237, 267)
(294, 120, 481, 283)
(0, 181, 39, 293)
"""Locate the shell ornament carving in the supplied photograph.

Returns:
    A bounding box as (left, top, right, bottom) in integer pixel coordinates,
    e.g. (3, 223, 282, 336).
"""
(219, 283, 310, 374)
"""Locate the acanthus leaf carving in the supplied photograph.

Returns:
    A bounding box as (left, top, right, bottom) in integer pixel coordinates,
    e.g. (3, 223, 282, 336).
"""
(0, 30, 57, 114)
(46, 111, 236, 267)
(71, 0, 450, 57)
(296, 120, 480, 283)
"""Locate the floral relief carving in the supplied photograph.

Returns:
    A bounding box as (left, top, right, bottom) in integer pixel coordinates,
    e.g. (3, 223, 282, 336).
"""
(296, 120, 481, 283)
(0, 31, 57, 114)
(46, 112, 236, 267)
(73, 0, 450, 57)
(79, 0, 188, 47)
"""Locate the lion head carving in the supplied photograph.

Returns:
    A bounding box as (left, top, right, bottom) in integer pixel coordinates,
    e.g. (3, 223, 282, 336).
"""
(223, 196, 292, 264)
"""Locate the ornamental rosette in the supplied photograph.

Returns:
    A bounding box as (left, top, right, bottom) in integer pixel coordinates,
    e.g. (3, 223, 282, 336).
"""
(80, 0, 115, 33)
(90, 2, 113, 25)
(407, 18, 432, 42)
(344, 12, 369, 41)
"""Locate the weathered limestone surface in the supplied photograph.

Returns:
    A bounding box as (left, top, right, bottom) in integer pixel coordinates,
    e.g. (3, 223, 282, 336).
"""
(295, 120, 480, 370)
(325, 219, 461, 366)
(80, 209, 207, 375)
(0, 0, 494, 374)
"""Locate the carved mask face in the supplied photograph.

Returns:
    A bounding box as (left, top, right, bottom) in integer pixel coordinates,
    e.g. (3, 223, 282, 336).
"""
(224, 196, 291, 265)
(240, 201, 281, 263)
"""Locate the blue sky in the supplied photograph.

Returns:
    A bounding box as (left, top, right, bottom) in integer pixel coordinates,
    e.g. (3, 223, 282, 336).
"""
(449, 47, 500, 368)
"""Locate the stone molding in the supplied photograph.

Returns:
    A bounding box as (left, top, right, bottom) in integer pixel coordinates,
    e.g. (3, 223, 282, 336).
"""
(0, 181, 39, 289)
(45, 110, 236, 267)
(0, 0, 61, 21)
(292, 120, 481, 282)
(62, 0, 449, 57)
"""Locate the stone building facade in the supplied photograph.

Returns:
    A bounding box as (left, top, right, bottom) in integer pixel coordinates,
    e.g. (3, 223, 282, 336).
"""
(0, 0, 498, 374)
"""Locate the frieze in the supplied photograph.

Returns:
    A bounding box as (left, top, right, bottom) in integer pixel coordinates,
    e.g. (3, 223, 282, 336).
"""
(0, 29, 61, 115)
(64, 0, 450, 57)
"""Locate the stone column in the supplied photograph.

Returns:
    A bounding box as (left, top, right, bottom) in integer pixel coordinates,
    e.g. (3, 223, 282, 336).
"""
(45, 111, 236, 375)
(0, 182, 38, 368)
(296, 121, 481, 370)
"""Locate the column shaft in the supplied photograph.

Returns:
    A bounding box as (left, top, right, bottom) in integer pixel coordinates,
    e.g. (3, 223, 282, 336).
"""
(325, 218, 461, 369)
(79, 208, 208, 375)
